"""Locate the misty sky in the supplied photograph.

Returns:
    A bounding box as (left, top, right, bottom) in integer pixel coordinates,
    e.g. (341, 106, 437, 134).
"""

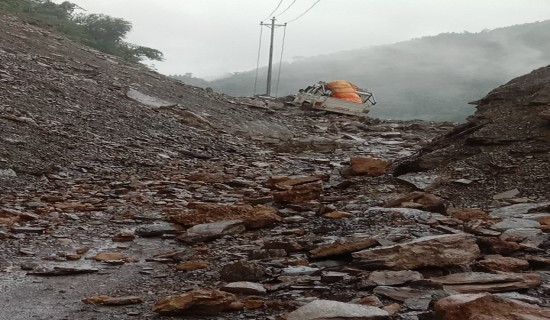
(66, 0, 550, 79)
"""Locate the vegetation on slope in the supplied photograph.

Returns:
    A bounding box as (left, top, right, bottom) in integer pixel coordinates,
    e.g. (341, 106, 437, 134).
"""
(0, 0, 163, 63)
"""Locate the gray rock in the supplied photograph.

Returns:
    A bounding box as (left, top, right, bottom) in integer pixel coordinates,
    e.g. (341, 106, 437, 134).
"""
(396, 173, 439, 191)
(135, 222, 179, 237)
(366, 270, 423, 286)
(286, 299, 389, 320)
(491, 203, 550, 219)
(491, 218, 540, 231)
(281, 266, 319, 276)
(492, 188, 520, 200)
(182, 220, 245, 242)
(0, 168, 16, 178)
(220, 281, 266, 295)
(126, 88, 177, 108)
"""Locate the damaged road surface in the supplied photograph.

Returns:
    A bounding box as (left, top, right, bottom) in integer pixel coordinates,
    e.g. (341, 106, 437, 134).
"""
(1, 12, 550, 320)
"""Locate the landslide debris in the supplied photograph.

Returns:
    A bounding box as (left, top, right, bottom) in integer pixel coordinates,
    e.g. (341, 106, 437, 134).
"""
(1, 11, 550, 320)
(395, 66, 550, 207)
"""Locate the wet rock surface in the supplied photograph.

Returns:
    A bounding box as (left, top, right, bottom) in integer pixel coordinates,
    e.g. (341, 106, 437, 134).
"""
(1, 12, 550, 320)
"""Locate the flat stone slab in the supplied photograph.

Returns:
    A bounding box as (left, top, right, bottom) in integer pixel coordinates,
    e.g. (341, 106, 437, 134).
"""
(490, 203, 550, 219)
(396, 173, 439, 190)
(220, 281, 266, 295)
(352, 234, 480, 270)
(492, 218, 541, 231)
(429, 272, 541, 293)
(286, 299, 389, 320)
(126, 88, 177, 108)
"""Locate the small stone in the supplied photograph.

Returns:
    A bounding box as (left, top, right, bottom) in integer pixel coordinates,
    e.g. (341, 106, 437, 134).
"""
(92, 252, 129, 262)
(322, 211, 353, 219)
(174, 261, 208, 271)
(82, 295, 144, 305)
(492, 188, 520, 200)
(286, 299, 389, 320)
(221, 282, 266, 295)
(152, 289, 236, 315)
(220, 260, 265, 282)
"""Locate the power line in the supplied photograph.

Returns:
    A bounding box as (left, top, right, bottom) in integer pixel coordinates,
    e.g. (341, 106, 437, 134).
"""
(253, 25, 264, 96)
(275, 24, 288, 97)
(274, 0, 297, 18)
(262, 0, 284, 22)
(286, 0, 321, 23)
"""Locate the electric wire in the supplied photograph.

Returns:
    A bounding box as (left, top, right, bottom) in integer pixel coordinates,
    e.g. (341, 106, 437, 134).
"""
(253, 24, 264, 96)
(286, 0, 321, 23)
(262, 0, 284, 22)
(275, 24, 287, 97)
(274, 0, 297, 18)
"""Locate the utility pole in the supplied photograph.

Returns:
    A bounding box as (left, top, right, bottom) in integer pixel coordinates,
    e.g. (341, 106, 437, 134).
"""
(260, 17, 286, 96)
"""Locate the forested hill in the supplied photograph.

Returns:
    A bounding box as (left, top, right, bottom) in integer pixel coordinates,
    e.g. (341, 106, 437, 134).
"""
(206, 20, 550, 121)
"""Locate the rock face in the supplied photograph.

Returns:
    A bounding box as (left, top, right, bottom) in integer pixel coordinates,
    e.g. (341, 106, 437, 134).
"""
(286, 300, 389, 320)
(352, 234, 480, 270)
(152, 290, 236, 315)
(434, 294, 550, 320)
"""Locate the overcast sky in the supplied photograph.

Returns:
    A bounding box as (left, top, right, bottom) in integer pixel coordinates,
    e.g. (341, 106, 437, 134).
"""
(67, 0, 550, 79)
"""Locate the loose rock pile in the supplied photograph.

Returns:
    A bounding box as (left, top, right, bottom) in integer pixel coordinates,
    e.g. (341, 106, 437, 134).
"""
(1, 12, 549, 320)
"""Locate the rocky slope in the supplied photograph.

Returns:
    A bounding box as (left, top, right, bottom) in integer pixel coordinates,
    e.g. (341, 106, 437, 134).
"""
(1, 12, 550, 320)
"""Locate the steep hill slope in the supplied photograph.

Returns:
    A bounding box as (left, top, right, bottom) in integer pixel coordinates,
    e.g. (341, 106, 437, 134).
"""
(0, 13, 295, 190)
(211, 20, 550, 121)
(395, 65, 550, 206)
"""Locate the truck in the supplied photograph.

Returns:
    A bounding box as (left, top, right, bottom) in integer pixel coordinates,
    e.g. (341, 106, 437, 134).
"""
(287, 81, 377, 116)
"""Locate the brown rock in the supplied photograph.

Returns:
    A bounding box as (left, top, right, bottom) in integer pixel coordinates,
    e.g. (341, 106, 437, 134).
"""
(91, 252, 129, 262)
(310, 238, 378, 259)
(476, 255, 530, 272)
(429, 272, 541, 293)
(272, 182, 322, 204)
(322, 211, 353, 219)
(352, 234, 479, 270)
(82, 295, 144, 305)
(384, 191, 446, 213)
(383, 303, 401, 315)
(274, 176, 322, 188)
(174, 261, 208, 271)
(242, 298, 265, 309)
(448, 208, 491, 221)
(476, 237, 521, 254)
(435, 294, 550, 320)
(350, 157, 390, 176)
(152, 289, 236, 315)
(112, 231, 135, 242)
(168, 204, 281, 229)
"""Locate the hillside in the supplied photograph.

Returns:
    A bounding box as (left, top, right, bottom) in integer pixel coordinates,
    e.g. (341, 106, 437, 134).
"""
(210, 20, 550, 121)
(1, 11, 550, 320)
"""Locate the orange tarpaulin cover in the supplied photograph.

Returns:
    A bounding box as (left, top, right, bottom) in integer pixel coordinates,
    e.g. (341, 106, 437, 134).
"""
(326, 80, 362, 103)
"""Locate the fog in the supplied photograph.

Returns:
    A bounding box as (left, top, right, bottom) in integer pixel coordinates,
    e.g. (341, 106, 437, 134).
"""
(66, 0, 550, 79)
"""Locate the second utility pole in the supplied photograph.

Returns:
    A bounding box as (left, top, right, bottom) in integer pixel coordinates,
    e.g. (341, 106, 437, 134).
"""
(261, 17, 286, 97)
